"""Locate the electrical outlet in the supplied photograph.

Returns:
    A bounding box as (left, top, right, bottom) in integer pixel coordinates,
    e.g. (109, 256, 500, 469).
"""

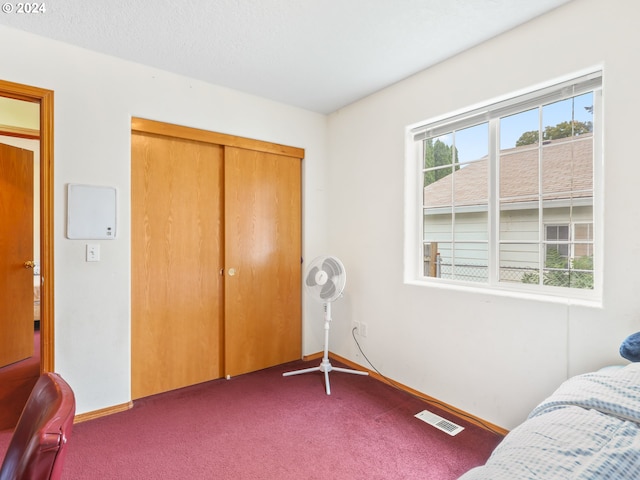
(359, 322, 368, 337)
(352, 321, 361, 335)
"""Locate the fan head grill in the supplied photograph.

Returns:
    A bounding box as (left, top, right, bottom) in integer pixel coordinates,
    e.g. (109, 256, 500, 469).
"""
(305, 256, 346, 302)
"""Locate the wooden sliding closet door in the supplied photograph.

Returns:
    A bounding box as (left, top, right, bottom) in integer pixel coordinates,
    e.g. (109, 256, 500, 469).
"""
(224, 147, 302, 377)
(131, 132, 224, 399)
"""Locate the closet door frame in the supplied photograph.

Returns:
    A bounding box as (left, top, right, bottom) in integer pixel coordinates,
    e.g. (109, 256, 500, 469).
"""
(131, 118, 304, 159)
(131, 118, 304, 394)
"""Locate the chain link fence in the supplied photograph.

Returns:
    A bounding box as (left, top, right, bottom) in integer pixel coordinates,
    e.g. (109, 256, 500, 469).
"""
(424, 258, 593, 289)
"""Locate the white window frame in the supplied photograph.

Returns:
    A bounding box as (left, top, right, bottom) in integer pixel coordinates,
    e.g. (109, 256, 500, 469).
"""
(404, 70, 603, 303)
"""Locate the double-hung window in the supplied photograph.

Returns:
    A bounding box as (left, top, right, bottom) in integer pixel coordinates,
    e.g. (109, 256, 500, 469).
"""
(408, 71, 602, 298)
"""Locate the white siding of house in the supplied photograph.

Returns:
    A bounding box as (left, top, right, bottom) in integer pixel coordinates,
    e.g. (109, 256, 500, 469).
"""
(500, 206, 593, 269)
(424, 206, 593, 283)
(424, 211, 489, 281)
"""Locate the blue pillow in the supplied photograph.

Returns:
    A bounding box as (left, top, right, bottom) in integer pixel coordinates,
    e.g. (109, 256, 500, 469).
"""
(620, 332, 640, 362)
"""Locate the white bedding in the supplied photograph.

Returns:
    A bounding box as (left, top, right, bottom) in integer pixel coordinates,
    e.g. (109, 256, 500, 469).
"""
(459, 363, 640, 479)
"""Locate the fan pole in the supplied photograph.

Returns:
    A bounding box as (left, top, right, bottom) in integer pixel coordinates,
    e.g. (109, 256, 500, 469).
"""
(283, 301, 368, 395)
(318, 302, 333, 394)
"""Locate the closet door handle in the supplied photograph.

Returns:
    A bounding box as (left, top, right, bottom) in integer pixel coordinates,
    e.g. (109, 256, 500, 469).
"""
(228, 268, 236, 276)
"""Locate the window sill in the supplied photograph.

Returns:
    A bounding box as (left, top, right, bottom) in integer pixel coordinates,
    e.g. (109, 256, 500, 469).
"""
(404, 278, 603, 308)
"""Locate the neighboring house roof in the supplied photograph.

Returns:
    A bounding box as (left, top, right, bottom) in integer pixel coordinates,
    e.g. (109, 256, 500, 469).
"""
(424, 133, 593, 209)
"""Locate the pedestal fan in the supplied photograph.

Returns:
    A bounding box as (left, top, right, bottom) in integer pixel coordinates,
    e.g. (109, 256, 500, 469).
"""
(283, 255, 368, 395)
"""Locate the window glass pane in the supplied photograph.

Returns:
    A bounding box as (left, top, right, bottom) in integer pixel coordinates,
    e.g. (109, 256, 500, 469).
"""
(570, 207, 593, 224)
(558, 225, 569, 240)
(574, 92, 594, 130)
(424, 240, 489, 282)
(423, 242, 440, 277)
(499, 148, 539, 201)
(542, 98, 573, 140)
(423, 134, 453, 170)
(542, 92, 593, 141)
(453, 164, 487, 207)
(543, 264, 569, 287)
(449, 242, 488, 283)
(422, 124, 490, 284)
(569, 269, 594, 289)
(541, 139, 593, 196)
(454, 211, 488, 241)
(574, 223, 593, 241)
(431, 242, 452, 278)
(500, 108, 539, 150)
(542, 206, 570, 234)
(455, 123, 488, 165)
(546, 244, 569, 262)
(499, 243, 540, 284)
(423, 214, 452, 243)
(574, 242, 593, 257)
(544, 222, 569, 268)
(500, 207, 539, 242)
(573, 221, 593, 283)
(544, 219, 570, 286)
(424, 166, 452, 206)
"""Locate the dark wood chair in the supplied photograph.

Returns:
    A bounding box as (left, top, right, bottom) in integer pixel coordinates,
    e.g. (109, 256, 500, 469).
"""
(0, 373, 75, 480)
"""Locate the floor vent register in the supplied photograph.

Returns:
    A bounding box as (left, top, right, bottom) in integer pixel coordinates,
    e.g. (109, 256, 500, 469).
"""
(414, 409, 465, 436)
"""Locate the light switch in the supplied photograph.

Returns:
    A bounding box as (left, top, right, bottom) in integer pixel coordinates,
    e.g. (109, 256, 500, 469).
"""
(86, 244, 100, 262)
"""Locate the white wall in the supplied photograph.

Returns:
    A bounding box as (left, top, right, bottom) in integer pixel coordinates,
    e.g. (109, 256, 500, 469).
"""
(327, 0, 640, 428)
(0, 26, 329, 416)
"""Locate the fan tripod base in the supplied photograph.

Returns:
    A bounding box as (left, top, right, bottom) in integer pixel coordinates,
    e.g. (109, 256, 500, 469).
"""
(284, 300, 368, 395)
(283, 357, 368, 395)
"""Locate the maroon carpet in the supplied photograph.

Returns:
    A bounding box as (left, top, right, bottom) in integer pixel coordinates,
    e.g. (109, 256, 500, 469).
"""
(0, 331, 40, 430)
(1, 359, 502, 479)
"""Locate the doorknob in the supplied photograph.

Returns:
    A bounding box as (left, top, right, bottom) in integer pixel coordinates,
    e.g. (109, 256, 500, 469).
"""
(24, 260, 36, 269)
(228, 268, 236, 276)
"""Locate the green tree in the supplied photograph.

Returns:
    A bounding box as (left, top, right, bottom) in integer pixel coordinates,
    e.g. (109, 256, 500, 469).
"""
(424, 139, 459, 186)
(515, 120, 593, 147)
(521, 249, 593, 289)
(569, 255, 594, 289)
(542, 248, 570, 287)
(544, 120, 592, 140)
(515, 130, 539, 147)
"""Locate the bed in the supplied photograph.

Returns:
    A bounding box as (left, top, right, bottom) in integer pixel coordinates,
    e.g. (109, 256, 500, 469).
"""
(459, 362, 640, 479)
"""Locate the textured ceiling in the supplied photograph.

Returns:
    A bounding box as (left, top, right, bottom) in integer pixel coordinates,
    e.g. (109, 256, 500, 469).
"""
(0, 0, 572, 113)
